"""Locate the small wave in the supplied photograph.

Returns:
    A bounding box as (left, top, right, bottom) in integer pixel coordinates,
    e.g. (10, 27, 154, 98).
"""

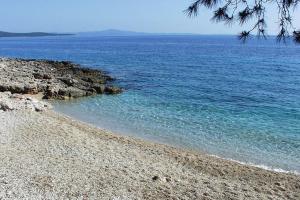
(210, 154, 300, 175)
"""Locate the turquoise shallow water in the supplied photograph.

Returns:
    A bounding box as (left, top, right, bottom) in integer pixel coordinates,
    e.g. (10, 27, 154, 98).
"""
(0, 35, 299, 173)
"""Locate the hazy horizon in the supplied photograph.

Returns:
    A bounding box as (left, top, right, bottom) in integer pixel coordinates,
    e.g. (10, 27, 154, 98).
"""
(0, 29, 286, 37)
(0, 0, 299, 35)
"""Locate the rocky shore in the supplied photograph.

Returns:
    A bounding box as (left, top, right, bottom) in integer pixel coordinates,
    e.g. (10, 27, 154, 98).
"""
(0, 58, 299, 199)
(0, 92, 51, 112)
(0, 58, 122, 100)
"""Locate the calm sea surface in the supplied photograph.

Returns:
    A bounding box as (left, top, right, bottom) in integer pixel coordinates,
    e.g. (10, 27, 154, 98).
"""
(1, 35, 299, 173)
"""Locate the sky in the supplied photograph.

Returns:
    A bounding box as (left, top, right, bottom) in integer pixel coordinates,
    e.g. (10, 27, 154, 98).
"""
(0, 0, 299, 35)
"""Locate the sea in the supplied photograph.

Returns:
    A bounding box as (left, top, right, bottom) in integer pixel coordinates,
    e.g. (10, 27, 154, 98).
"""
(0, 35, 299, 174)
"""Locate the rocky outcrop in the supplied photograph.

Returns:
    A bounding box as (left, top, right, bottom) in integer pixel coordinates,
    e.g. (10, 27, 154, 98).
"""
(0, 58, 123, 100)
(0, 92, 51, 112)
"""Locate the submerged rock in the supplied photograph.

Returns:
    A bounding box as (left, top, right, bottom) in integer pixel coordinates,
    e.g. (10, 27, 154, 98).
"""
(104, 86, 123, 94)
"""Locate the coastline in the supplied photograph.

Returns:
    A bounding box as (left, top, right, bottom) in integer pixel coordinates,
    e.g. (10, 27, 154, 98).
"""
(54, 107, 300, 176)
(0, 58, 299, 199)
(0, 93, 299, 199)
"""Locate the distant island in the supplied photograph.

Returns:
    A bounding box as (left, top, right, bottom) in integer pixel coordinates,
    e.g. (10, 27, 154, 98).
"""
(0, 31, 73, 38)
(0, 29, 236, 38)
(1, 29, 195, 38)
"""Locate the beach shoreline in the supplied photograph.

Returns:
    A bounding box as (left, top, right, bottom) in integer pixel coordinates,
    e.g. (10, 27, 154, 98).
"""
(0, 58, 299, 199)
(54, 106, 300, 176)
(0, 92, 299, 199)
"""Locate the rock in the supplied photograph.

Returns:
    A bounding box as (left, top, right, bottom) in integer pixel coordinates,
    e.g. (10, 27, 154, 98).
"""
(275, 182, 281, 186)
(43, 87, 55, 99)
(24, 84, 38, 94)
(81, 77, 94, 83)
(58, 87, 87, 98)
(58, 77, 78, 86)
(165, 177, 171, 182)
(33, 73, 52, 80)
(152, 176, 160, 181)
(10, 84, 25, 94)
(43, 86, 62, 100)
(34, 105, 43, 112)
(10, 93, 25, 100)
(87, 88, 97, 94)
(0, 101, 14, 111)
(0, 58, 123, 100)
(92, 84, 105, 94)
(104, 86, 122, 94)
(0, 92, 51, 112)
(0, 84, 8, 92)
(43, 74, 52, 79)
(33, 73, 43, 79)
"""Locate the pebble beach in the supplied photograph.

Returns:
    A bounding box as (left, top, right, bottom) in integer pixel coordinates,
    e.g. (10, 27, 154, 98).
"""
(0, 58, 299, 199)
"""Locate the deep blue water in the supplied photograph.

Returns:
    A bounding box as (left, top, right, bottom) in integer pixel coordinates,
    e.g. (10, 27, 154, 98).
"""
(1, 35, 299, 173)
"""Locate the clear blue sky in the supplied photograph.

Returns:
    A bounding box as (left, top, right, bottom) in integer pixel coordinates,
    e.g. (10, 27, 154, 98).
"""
(0, 0, 299, 34)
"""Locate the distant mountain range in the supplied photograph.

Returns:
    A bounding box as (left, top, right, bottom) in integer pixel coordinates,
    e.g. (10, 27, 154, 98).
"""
(0, 31, 73, 38)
